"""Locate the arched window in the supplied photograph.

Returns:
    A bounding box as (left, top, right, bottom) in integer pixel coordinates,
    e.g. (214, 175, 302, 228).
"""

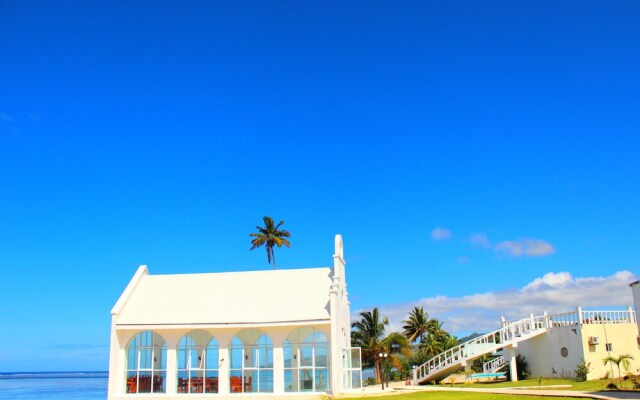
(177, 330, 219, 393)
(229, 329, 273, 393)
(284, 327, 329, 392)
(125, 331, 167, 393)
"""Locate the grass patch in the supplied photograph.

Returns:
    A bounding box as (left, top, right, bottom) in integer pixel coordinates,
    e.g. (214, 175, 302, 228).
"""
(467, 378, 636, 391)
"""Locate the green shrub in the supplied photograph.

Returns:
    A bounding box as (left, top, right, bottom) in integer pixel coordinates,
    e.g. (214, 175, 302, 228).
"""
(505, 354, 529, 381)
(574, 359, 591, 382)
(628, 373, 640, 389)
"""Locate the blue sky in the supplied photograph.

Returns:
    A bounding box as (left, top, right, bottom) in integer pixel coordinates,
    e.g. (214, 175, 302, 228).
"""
(1, 1, 639, 371)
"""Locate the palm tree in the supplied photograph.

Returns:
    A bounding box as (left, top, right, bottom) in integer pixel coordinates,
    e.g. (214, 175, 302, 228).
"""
(249, 216, 291, 269)
(430, 319, 456, 348)
(603, 354, 634, 387)
(430, 318, 445, 336)
(351, 308, 410, 383)
(414, 318, 457, 360)
(440, 333, 458, 351)
(351, 308, 387, 383)
(418, 331, 444, 359)
(402, 306, 431, 343)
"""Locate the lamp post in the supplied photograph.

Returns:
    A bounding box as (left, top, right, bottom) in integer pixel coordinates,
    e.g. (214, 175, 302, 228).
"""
(409, 365, 416, 385)
(378, 352, 388, 390)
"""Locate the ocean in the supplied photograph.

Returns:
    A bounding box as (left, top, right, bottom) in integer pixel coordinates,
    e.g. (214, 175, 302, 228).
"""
(0, 372, 108, 400)
(0, 370, 374, 398)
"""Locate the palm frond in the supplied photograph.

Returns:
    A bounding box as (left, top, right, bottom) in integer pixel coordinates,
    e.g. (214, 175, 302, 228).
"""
(249, 216, 291, 268)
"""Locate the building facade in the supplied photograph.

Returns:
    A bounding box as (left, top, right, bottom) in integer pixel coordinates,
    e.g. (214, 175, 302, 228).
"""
(630, 280, 640, 336)
(415, 307, 639, 384)
(107, 235, 362, 399)
(516, 307, 639, 380)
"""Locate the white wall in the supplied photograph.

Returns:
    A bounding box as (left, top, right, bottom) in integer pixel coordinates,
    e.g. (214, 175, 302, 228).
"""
(517, 325, 585, 379)
(631, 281, 640, 335)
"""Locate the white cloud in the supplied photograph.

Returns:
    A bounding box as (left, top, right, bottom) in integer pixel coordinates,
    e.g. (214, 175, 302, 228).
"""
(494, 238, 555, 257)
(469, 233, 491, 249)
(457, 256, 470, 264)
(353, 270, 637, 335)
(523, 271, 572, 290)
(430, 227, 452, 241)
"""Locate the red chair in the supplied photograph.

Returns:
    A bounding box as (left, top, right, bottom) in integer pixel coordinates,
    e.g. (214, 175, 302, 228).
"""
(177, 378, 188, 393)
(191, 377, 203, 393)
(230, 376, 242, 393)
(126, 377, 137, 393)
(205, 377, 218, 393)
(139, 376, 151, 392)
(244, 376, 253, 392)
(153, 375, 163, 392)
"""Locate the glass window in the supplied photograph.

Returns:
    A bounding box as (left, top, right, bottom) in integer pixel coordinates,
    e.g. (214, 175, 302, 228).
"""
(284, 369, 293, 391)
(315, 344, 328, 367)
(177, 330, 219, 393)
(228, 329, 273, 393)
(284, 327, 330, 392)
(125, 331, 167, 393)
(342, 347, 362, 390)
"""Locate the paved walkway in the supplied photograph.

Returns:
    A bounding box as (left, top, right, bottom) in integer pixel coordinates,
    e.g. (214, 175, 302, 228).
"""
(338, 381, 640, 400)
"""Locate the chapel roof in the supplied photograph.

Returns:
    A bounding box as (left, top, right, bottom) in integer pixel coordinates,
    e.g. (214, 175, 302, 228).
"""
(113, 266, 334, 326)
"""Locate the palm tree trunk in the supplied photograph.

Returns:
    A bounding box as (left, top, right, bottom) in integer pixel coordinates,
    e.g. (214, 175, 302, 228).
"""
(617, 365, 622, 387)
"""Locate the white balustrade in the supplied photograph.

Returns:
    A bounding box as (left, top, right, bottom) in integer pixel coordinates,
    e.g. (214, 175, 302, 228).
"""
(581, 310, 636, 324)
(483, 356, 505, 373)
(413, 308, 635, 384)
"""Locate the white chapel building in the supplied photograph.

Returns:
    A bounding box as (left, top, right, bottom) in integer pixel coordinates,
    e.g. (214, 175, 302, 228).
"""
(107, 235, 362, 399)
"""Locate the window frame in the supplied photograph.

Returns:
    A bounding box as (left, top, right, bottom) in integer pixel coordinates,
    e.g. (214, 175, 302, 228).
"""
(284, 327, 330, 392)
(229, 329, 274, 393)
(177, 330, 219, 394)
(125, 331, 167, 394)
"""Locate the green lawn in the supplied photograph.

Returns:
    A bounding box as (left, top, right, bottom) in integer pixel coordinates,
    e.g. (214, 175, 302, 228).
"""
(342, 378, 639, 400)
(343, 392, 578, 400)
(466, 378, 636, 391)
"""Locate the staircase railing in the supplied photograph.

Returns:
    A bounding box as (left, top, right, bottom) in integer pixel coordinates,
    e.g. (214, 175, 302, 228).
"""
(414, 326, 503, 383)
(499, 315, 546, 342)
(483, 355, 505, 373)
(414, 316, 546, 383)
(413, 308, 635, 384)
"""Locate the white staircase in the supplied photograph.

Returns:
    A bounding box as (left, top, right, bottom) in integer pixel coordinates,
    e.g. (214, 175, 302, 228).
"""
(483, 355, 506, 373)
(413, 315, 546, 384)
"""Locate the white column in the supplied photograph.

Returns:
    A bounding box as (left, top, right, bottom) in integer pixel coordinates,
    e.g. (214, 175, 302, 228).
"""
(218, 346, 230, 394)
(508, 344, 518, 382)
(329, 235, 346, 394)
(465, 359, 473, 372)
(329, 279, 341, 394)
(273, 342, 285, 393)
(529, 313, 534, 332)
(165, 345, 177, 394)
(465, 360, 474, 382)
(628, 306, 634, 323)
(576, 306, 583, 325)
